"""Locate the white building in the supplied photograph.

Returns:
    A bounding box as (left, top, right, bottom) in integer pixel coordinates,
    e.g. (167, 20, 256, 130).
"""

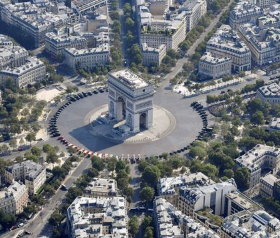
(64, 43, 110, 70)
(206, 25, 251, 72)
(4, 160, 46, 195)
(199, 52, 232, 79)
(178, 179, 237, 216)
(0, 2, 68, 47)
(83, 178, 117, 197)
(45, 32, 88, 58)
(0, 181, 28, 215)
(269, 117, 280, 131)
(256, 0, 276, 9)
(154, 197, 219, 238)
(221, 210, 280, 238)
(142, 43, 166, 66)
(229, 1, 263, 30)
(238, 23, 280, 66)
(0, 35, 28, 70)
(257, 82, 280, 104)
(67, 196, 128, 238)
(181, 0, 207, 31)
(224, 192, 261, 217)
(236, 144, 280, 188)
(0, 57, 46, 88)
(260, 173, 279, 197)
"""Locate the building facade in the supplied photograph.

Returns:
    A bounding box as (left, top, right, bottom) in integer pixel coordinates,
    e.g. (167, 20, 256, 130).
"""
(0, 181, 28, 215)
(260, 173, 280, 197)
(235, 144, 280, 188)
(229, 1, 263, 30)
(257, 82, 280, 104)
(64, 43, 110, 70)
(142, 43, 166, 66)
(67, 196, 128, 238)
(206, 25, 251, 72)
(199, 52, 232, 79)
(108, 69, 154, 133)
(4, 160, 46, 195)
(0, 57, 46, 88)
(178, 179, 237, 217)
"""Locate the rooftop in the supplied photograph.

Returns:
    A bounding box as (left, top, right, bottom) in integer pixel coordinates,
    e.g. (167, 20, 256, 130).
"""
(200, 52, 231, 64)
(260, 173, 279, 186)
(158, 172, 214, 195)
(67, 196, 128, 238)
(84, 178, 117, 196)
(258, 82, 280, 97)
(0, 181, 27, 200)
(110, 69, 149, 89)
(154, 197, 219, 238)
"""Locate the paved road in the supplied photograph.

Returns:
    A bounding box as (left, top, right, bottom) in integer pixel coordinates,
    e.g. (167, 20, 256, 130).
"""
(163, 0, 234, 83)
(3, 157, 91, 238)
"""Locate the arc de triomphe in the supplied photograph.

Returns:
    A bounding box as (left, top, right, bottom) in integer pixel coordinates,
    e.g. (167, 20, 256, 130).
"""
(108, 69, 154, 133)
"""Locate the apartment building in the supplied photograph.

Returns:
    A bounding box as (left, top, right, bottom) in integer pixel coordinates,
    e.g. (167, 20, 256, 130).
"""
(142, 43, 166, 66)
(0, 57, 46, 88)
(154, 197, 220, 238)
(67, 196, 128, 238)
(83, 178, 117, 197)
(158, 172, 214, 206)
(238, 23, 280, 66)
(181, 0, 207, 31)
(0, 35, 28, 70)
(221, 210, 280, 238)
(229, 1, 263, 30)
(0, 181, 28, 215)
(4, 160, 46, 195)
(257, 82, 280, 104)
(178, 179, 237, 217)
(64, 43, 110, 70)
(0, 2, 68, 47)
(140, 18, 187, 50)
(236, 144, 280, 188)
(224, 192, 261, 217)
(256, 0, 276, 9)
(45, 32, 88, 58)
(260, 173, 280, 197)
(199, 52, 232, 79)
(206, 25, 251, 72)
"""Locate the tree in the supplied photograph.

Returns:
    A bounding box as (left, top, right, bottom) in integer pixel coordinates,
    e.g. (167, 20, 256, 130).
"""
(129, 216, 139, 237)
(46, 151, 59, 163)
(144, 227, 154, 238)
(223, 169, 234, 178)
(140, 186, 155, 203)
(107, 157, 117, 171)
(142, 166, 161, 187)
(25, 132, 36, 145)
(251, 111, 265, 125)
(234, 167, 249, 190)
(0, 210, 16, 229)
(116, 160, 126, 173)
(31, 146, 41, 156)
(8, 138, 17, 149)
(189, 146, 207, 159)
(142, 216, 153, 229)
(48, 211, 64, 227)
(91, 156, 105, 171)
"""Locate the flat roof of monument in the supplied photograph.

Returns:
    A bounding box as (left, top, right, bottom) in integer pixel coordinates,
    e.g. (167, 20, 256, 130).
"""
(109, 69, 149, 89)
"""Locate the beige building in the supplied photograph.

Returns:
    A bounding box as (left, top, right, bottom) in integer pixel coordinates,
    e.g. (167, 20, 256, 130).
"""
(64, 43, 110, 70)
(142, 43, 166, 66)
(206, 25, 251, 72)
(178, 179, 237, 217)
(83, 178, 117, 197)
(199, 52, 232, 79)
(260, 173, 279, 197)
(67, 196, 128, 238)
(257, 82, 280, 104)
(45, 32, 88, 58)
(4, 160, 46, 195)
(236, 144, 280, 188)
(0, 181, 28, 214)
(0, 57, 46, 88)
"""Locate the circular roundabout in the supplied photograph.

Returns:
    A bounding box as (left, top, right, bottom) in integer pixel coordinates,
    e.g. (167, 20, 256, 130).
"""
(53, 87, 203, 158)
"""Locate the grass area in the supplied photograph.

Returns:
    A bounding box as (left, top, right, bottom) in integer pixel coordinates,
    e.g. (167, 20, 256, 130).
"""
(197, 208, 224, 226)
